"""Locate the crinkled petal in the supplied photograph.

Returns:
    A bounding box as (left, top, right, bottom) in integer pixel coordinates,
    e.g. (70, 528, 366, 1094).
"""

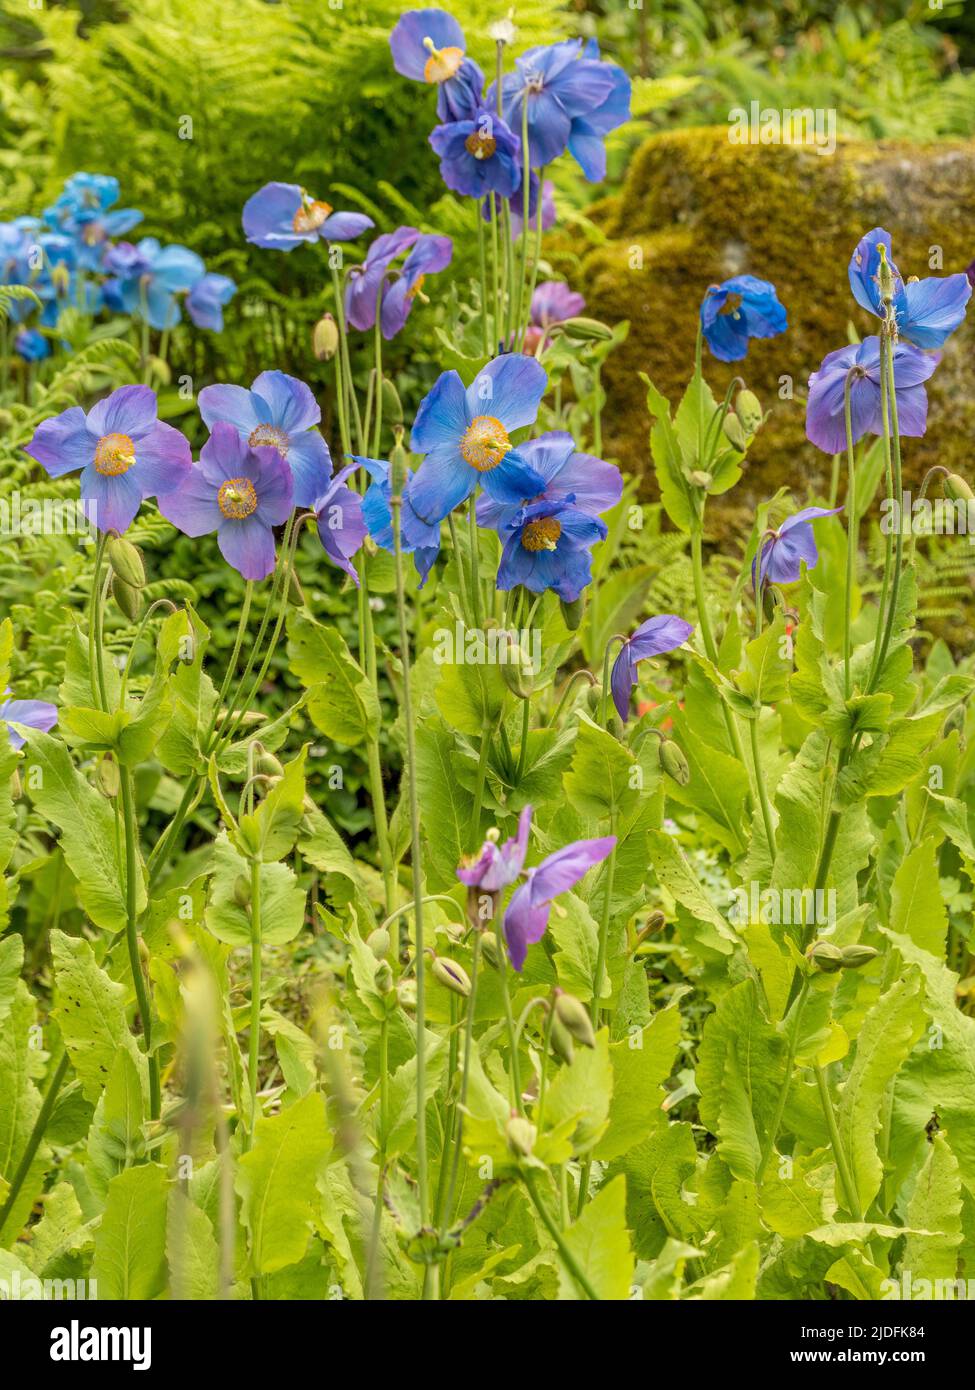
(467, 354, 546, 432)
(24, 406, 93, 478)
(87, 384, 158, 440)
(157, 465, 222, 537)
(411, 369, 470, 453)
(218, 518, 277, 581)
(252, 370, 320, 433)
(134, 421, 192, 496)
(286, 429, 333, 509)
(79, 464, 143, 534)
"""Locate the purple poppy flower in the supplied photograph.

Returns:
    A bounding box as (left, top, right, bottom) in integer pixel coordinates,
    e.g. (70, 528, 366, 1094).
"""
(312, 463, 367, 584)
(242, 182, 374, 252)
(1, 694, 58, 750)
(186, 273, 236, 332)
(24, 384, 191, 534)
(700, 275, 787, 362)
(101, 237, 205, 330)
(504, 833, 616, 971)
(157, 422, 293, 581)
(344, 226, 421, 332)
(497, 496, 606, 602)
(610, 615, 694, 724)
(491, 40, 628, 175)
(476, 431, 620, 533)
(407, 354, 548, 525)
(521, 280, 585, 352)
(805, 336, 938, 455)
(389, 9, 485, 121)
(357, 455, 441, 586)
(458, 804, 532, 891)
(379, 233, 453, 340)
(15, 328, 50, 362)
(429, 107, 522, 201)
(848, 228, 971, 350)
(197, 370, 331, 510)
(756, 507, 842, 588)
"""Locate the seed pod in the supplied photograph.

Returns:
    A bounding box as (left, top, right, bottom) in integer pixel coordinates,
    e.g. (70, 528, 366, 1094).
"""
(232, 874, 251, 908)
(549, 1014, 575, 1065)
(111, 572, 142, 622)
(367, 926, 391, 959)
(560, 595, 585, 631)
(500, 640, 535, 700)
(722, 412, 748, 450)
(735, 389, 763, 434)
(876, 243, 896, 301)
(96, 755, 120, 799)
(807, 940, 844, 974)
(658, 738, 690, 786)
(553, 990, 596, 1049)
(312, 312, 339, 362)
(254, 746, 285, 779)
(479, 931, 502, 970)
(839, 944, 880, 970)
(431, 955, 472, 999)
(374, 959, 395, 994)
(943, 473, 975, 505)
(506, 1114, 537, 1157)
(559, 316, 613, 342)
(107, 536, 146, 589)
(389, 433, 410, 500)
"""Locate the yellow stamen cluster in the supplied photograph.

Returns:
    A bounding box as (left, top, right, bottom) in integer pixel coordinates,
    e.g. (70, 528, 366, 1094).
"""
(94, 432, 136, 477)
(460, 415, 511, 472)
(521, 517, 561, 552)
(248, 423, 290, 457)
(217, 477, 259, 520)
(465, 130, 497, 160)
(422, 38, 464, 83)
(292, 199, 333, 235)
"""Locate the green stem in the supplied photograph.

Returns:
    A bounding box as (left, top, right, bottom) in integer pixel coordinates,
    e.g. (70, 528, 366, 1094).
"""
(0, 1051, 70, 1239)
(89, 532, 109, 708)
(866, 330, 897, 693)
(476, 203, 490, 356)
(120, 768, 160, 1120)
(515, 697, 531, 784)
(815, 1063, 862, 1220)
(496, 908, 523, 1113)
(691, 525, 752, 782)
(469, 714, 493, 846)
(842, 371, 858, 699)
(591, 824, 617, 1028)
(757, 977, 810, 1180)
(869, 328, 906, 692)
(513, 98, 531, 346)
(522, 1169, 599, 1300)
(441, 932, 481, 1232)
(246, 854, 262, 1146)
(750, 714, 776, 853)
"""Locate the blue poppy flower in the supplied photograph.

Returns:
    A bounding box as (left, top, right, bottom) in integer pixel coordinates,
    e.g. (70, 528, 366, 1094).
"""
(700, 275, 787, 362)
(242, 183, 374, 252)
(311, 463, 367, 584)
(379, 233, 453, 340)
(15, 329, 50, 362)
(476, 430, 620, 533)
(848, 227, 971, 350)
(406, 354, 549, 526)
(24, 384, 192, 534)
(1, 693, 58, 750)
(805, 336, 937, 455)
(610, 615, 693, 723)
(430, 106, 521, 203)
(102, 237, 205, 330)
(157, 422, 294, 581)
(186, 273, 237, 332)
(492, 39, 627, 174)
(356, 455, 441, 586)
(389, 9, 484, 121)
(497, 496, 606, 602)
(755, 507, 842, 587)
(44, 173, 143, 270)
(198, 371, 332, 510)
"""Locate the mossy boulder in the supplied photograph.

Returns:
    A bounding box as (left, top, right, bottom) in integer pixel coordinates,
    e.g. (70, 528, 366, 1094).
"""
(567, 127, 975, 531)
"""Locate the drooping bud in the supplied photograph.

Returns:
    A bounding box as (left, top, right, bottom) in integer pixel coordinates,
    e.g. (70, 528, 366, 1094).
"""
(253, 745, 285, 779)
(367, 926, 391, 959)
(658, 738, 690, 786)
(397, 977, 417, 1011)
(839, 944, 880, 970)
(479, 931, 502, 970)
(735, 390, 763, 434)
(374, 959, 395, 994)
(506, 1113, 536, 1157)
(232, 874, 251, 908)
(806, 940, 844, 974)
(549, 1014, 575, 1065)
(312, 313, 339, 362)
(381, 377, 404, 425)
(586, 682, 603, 715)
(500, 636, 535, 700)
(560, 595, 585, 631)
(96, 755, 120, 799)
(722, 412, 748, 450)
(943, 473, 975, 505)
(559, 316, 613, 342)
(107, 535, 146, 590)
(110, 572, 142, 622)
(553, 989, 596, 1049)
(431, 955, 472, 998)
(635, 910, 666, 946)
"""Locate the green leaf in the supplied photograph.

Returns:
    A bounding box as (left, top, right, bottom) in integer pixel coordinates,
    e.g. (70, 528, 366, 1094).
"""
(559, 1174, 634, 1300)
(640, 374, 695, 533)
(92, 1163, 169, 1299)
(649, 830, 739, 958)
(205, 832, 306, 947)
(889, 837, 948, 957)
(167, 1188, 220, 1300)
(900, 1131, 963, 1283)
(596, 1005, 681, 1162)
(0, 981, 47, 1244)
(735, 613, 792, 705)
(236, 1090, 332, 1275)
(51, 930, 143, 1103)
(287, 612, 379, 746)
(544, 1028, 612, 1156)
(414, 717, 473, 887)
(563, 713, 638, 822)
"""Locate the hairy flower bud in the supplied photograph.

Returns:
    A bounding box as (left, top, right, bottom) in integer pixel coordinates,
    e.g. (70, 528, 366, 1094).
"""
(374, 959, 395, 994)
(367, 926, 391, 959)
(110, 572, 142, 622)
(635, 909, 666, 946)
(735, 389, 763, 434)
(506, 1114, 536, 1157)
(479, 931, 502, 969)
(96, 755, 120, 799)
(943, 473, 975, 505)
(553, 989, 596, 1049)
(807, 940, 844, 974)
(500, 637, 535, 700)
(232, 874, 251, 908)
(560, 316, 613, 342)
(431, 955, 472, 998)
(560, 595, 585, 631)
(839, 944, 880, 970)
(312, 312, 339, 362)
(658, 738, 690, 786)
(107, 535, 146, 590)
(254, 745, 285, 779)
(549, 1014, 575, 1065)
(381, 376, 404, 425)
(722, 412, 748, 450)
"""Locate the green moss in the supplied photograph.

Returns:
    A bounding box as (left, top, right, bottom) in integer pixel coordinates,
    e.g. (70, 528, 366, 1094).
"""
(560, 127, 975, 536)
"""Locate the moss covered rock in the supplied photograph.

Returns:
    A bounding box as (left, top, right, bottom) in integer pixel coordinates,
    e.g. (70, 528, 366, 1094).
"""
(568, 127, 975, 530)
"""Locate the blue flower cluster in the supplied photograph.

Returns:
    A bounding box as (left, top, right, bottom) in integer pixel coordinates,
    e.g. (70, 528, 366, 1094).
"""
(1, 172, 236, 362)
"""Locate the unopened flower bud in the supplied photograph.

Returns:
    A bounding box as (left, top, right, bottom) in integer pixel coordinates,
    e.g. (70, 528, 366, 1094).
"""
(943, 473, 975, 505)
(253, 746, 284, 779)
(397, 977, 417, 1011)
(839, 944, 879, 970)
(635, 910, 666, 945)
(553, 989, 595, 1049)
(232, 874, 251, 908)
(807, 940, 844, 974)
(658, 738, 690, 786)
(381, 377, 404, 425)
(374, 959, 395, 994)
(500, 639, 535, 700)
(506, 1113, 536, 1157)
(312, 312, 339, 362)
(107, 536, 146, 590)
(689, 469, 713, 488)
(96, 755, 120, 799)
(559, 595, 585, 631)
(367, 926, 391, 959)
(10, 769, 21, 800)
(431, 955, 471, 998)
(586, 681, 603, 715)
(549, 1014, 575, 1065)
(110, 572, 142, 622)
(560, 316, 613, 342)
(722, 413, 748, 450)
(735, 389, 763, 434)
(479, 931, 502, 969)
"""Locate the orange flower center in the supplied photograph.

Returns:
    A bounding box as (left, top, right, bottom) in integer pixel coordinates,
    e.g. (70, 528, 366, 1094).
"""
(460, 415, 511, 472)
(292, 199, 333, 235)
(94, 432, 136, 477)
(217, 477, 259, 520)
(465, 130, 497, 160)
(521, 517, 562, 552)
(248, 423, 290, 456)
(423, 41, 463, 83)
